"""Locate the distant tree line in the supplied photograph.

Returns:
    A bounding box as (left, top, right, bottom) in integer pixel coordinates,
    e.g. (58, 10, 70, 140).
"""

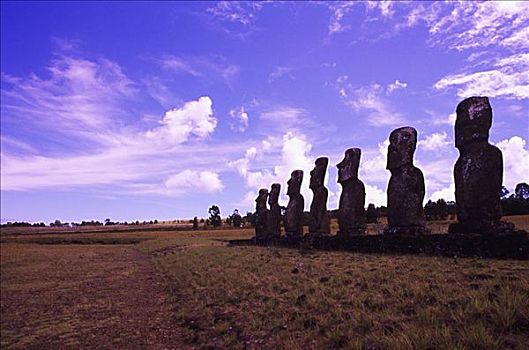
(4, 183, 527, 229)
(501, 183, 529, 216)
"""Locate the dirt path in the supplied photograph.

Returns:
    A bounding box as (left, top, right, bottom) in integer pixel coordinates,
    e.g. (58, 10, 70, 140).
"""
(1, 243, 185, 349)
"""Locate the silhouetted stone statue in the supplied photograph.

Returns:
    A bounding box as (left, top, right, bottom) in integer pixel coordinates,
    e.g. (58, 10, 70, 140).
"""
(448, 96, 515, 235)
(254, 188, 269, 239)
(337, 148, 366, 237)
(285, 170, 304, 238)
(309, 157, 330, 236)
(266, 183, 282, 238)
(385, 127, 427, 235)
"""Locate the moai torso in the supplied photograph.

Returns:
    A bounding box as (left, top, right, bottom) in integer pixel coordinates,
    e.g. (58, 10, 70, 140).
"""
(387, 165, 426, 228)
(266, 183, 282, 237)
(285, 170, 304, 237)
(449, 96, 513, 234)
(454, 142, 502, 223)
(337, 148, 366, 237)
(385, 127, 426, 235)
(254, 189, 269, 239)
(309, 157, 330, 235)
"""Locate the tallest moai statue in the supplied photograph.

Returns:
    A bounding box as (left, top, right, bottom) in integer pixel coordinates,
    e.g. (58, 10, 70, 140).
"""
(448, 96, 514, 234)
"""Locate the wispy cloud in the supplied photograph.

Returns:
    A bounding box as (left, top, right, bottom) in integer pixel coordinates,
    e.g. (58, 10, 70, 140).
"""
(327, 2, 357, 35)
(326, 2, 529, 51)
(1, 95, 223, 192)
(333, 76, 406, 127)
(0, 53, 236, 194)
(159, 56, 201, 76)
(425, 2, 529, 51)
(268, 66, 294, 84)
(207, 1, 264, 26)
(434, 53, 529, 100)
(155, 54, 240, 87)
(1, 56, 136, 146)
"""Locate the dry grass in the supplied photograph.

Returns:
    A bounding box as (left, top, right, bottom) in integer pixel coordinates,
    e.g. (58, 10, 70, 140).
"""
(1, 216, 529, 349)
(142, 232, 529, 349)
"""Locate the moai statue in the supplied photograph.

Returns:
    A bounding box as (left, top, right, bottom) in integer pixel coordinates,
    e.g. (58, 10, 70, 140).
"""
(285, 170, 304, 238)
(254, 188, 269, 239)
(448, 96, 514, 235)
(337, 148, 366, 237)
(266, 183, 282, 238)
(309, 157, 330, 236)
(384, 127, 427, 235)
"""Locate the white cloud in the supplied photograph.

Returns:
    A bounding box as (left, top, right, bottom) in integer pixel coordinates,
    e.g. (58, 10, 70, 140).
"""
(418, 132, 451, 151)
(334, 76, 406, 127)
(496, 136, 529, 191)
(164, 170, 223, 194)
(229, 106, 249, 132)
(365, 184, 386, 207)
(0, 95, 227, 193)
(365, 1, 396, 18)
(230, 132, 315, 209)
(328, 2, 356, 34)
(128, 170, 224, 197)
(429, 183, 455, 202)
(427, 4, 529, 100)
(359, 140, 390, 183)
(229, 146, 257, 177)
(419, 157, 455, 199)
(387, 79, 407, 93)
(432, 112, 456, 126)
(144, 96, 216, 145)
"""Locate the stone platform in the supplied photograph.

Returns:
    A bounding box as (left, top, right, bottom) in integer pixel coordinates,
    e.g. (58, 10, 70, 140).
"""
(229, 231, 529, 260)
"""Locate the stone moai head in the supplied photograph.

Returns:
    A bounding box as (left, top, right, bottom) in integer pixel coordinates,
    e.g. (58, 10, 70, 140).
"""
(268, 183, 281, 205)
(455, 96, 492, 149)
(256, 188, 269, 209)
(309, 157, 329, 190)
(287, 170, 303, 196)
(387, 127, 417, 170)
(337, 148, 361, 184)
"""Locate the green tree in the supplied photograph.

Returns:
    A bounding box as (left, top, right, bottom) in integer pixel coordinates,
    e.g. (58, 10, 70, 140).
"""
(208, 205, 222, 227)
(515, 182, 529, 200)
(231, 209, 242, 228)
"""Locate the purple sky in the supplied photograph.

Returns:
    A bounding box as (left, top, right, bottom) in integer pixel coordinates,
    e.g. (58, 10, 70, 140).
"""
(1, 1, 528, 223)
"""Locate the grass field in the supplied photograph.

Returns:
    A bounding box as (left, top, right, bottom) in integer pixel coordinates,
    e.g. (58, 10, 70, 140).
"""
(1, 216, 529, 349)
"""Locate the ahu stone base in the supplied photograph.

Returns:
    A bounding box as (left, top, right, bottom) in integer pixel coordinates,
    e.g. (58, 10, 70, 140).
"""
(229, 230, 529, 260)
